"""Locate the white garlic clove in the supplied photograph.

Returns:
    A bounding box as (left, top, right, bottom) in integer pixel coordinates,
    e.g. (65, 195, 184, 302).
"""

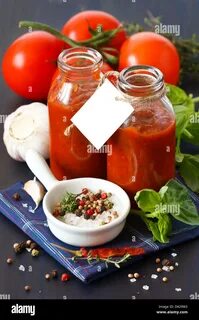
(24, 177, 45, 210)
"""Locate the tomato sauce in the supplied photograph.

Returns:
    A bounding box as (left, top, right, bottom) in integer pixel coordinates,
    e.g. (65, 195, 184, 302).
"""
(48, 48, 106, 180)
(107, 102, 176, 196)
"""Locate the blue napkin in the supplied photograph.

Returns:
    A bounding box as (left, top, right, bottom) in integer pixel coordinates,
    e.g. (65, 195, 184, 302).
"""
(0, 179, 199, 283)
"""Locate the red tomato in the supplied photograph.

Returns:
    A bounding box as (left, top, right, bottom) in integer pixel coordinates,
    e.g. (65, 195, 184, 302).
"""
(119, 32, 180, 85)
(2, 31, 65, 100)
(62, 10, 127, 51)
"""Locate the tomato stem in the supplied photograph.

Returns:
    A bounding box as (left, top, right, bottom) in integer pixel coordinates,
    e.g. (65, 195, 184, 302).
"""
(19, 21, 80, 47)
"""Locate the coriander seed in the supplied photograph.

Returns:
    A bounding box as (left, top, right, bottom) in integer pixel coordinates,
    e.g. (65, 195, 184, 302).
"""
(134, 273, 140, 279)
(128, 273, 134, 278)
(6, 258, 13, 264)
(157, 268, 162, 273)
(162, 277, 168, 282)
(24, 285, 31, 292)
(155, 258, 161, 264)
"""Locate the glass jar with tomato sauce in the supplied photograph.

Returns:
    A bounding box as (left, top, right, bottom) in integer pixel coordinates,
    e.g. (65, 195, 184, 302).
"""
(107, 66, 176, 197)
(48, 47, 106, 180)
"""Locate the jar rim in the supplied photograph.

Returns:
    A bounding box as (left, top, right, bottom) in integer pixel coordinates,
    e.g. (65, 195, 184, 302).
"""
(118, 65, 164, 93)
(58, 47, 103, 72)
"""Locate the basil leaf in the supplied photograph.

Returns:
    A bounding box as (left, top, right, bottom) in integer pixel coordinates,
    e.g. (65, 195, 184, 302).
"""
(166, 84, 188, 105)
(182, 113, 199, 146)
(158, 214, 172, 243)
(162, 179, 199, 225)
(134, 189, 161, 213)
(140, 214, 163, 243)
(179, 154, 199, 193)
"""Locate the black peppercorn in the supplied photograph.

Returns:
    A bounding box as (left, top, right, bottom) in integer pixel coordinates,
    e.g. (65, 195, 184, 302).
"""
(12, 193, 21, 201)
(51, 270, 58, 278)
(90, 215, 96, 220)
(84, 214, 90, 220)
(13, 241, 26, 253)
(30, 242, 38, 250)
(76, 211, 83, 217)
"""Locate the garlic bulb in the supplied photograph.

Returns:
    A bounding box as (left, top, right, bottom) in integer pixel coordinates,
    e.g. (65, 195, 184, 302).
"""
(3, 102, 49, 161)
(24, 177, 45, 209)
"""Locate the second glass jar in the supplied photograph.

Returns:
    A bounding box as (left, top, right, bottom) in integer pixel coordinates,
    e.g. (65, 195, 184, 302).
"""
(107, 66, 176, 197)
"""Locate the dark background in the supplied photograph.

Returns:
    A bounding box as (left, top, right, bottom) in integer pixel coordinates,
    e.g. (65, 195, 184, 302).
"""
(0, 0, 199, 299)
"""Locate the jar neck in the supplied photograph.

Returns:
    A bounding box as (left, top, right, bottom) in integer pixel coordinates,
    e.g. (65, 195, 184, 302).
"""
(58, 47, 103, 81)
(118, 66, 165, 100)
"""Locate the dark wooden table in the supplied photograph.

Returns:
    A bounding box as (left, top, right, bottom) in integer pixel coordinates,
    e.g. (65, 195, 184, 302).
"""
(0, 0, 199, 299)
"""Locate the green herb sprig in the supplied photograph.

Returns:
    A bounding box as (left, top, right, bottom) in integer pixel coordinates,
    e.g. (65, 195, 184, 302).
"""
(60, 192, 78, 213)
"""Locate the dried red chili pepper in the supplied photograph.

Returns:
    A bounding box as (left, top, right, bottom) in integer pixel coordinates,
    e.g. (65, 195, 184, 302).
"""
(88, 247, 144, 259)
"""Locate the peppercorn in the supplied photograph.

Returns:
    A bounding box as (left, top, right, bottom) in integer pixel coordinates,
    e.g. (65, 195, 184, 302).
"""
(100, 206, 106, 213)
(13, 241, 26, 253)
(90, 215, 96, 220)
(101, 192, 107, 199)
(30, 242, 38, 250)
(12, 193, 21, 201)
(24, 285, 31, 292)
(86, 209, 94, 216)
(31, 249, 40, 257)
(84, 214, 90, 220)
(51, 270, 58, 279)
(61, 273, 70, 282)
(82, 188, 88, 195)
(76, 211, 83, 217)
(26, 240, 32, 248)
(128, 273, 134, 278)
(157, 268, 162, 273)
(134, 273, 140, 279)
(6, 258, 13, 264)
(162, 259, 170, 266)
(95, 193, 101, 199)
(162, 277, 168, 282)
(155, 258, 161, 264)
(45, 273, 51, 280)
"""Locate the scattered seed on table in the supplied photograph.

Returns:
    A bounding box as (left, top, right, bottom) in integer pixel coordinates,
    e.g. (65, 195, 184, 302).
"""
(134, 273, 140, 279)
(24, 285, 31, 292)
(30, 242, 38, 250)
(162, 277, 168, 282)
(169, 266, 174, 271)
(175, 288, 182, 292)
(13, 243, 19, 250)
(6, 258, 13, 265)
(155, 258, 161, 264)
(142, 285, 149, 290)
(45, 273, 51, 280)
(12, 193, 21, 201)
(151, 274, 158, 279)
(171, 253, 177, 257)
(130, 278, 137, 283)
(175, 262, 179, 267)
(51, 270, 58, 278)
(128, 273, 134, 278)
(61, 273, 70, 282)
(26, 240, 32, 247)
(157, 268, 162, 273)
(162, 259, 170, 266)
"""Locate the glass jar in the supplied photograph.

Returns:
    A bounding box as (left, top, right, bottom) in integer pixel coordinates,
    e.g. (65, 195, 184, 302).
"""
(107, 66, 176, 197)
(48, 47, 106, 180)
